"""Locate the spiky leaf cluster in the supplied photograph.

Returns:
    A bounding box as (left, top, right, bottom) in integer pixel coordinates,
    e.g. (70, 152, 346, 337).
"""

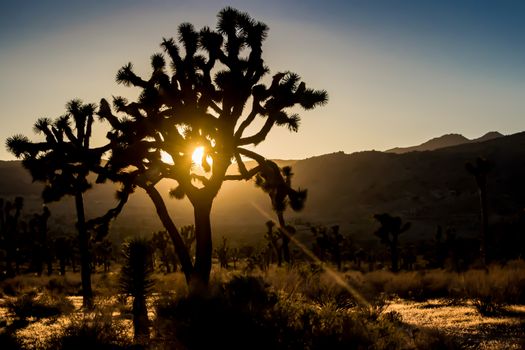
(255, 161, 307, 214)
(373, 213, 411, 246)
(98, 7, 327, 204)
(119, 238, 155, 298)
(6, 100, 103, 202)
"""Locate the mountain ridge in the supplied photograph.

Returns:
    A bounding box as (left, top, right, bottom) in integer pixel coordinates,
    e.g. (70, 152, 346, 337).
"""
(0, 131, 522, 243)
(386, 131, 503, 154)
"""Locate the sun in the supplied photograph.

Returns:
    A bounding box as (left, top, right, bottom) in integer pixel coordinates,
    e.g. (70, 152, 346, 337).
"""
(192, 146, 205, 167)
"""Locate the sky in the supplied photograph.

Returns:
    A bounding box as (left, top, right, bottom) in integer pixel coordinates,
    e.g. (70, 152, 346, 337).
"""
(0, 0, 524, 160)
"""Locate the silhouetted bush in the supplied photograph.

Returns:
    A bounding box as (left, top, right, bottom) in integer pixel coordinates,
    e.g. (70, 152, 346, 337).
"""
(45, 277, 81, 295)
(153, 274, 459, 349)
(46, 311, 135, 350)
(6, 290, 74, 325)
(0, 329, 23, 350)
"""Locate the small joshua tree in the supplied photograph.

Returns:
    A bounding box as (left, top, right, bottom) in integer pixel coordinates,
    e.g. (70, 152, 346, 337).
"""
(215, 236, 230, 269)
(0, 197, 24, 276)
(311, 225, 344, 270)
(373, 213, 411, 272)
(264, 220, 282, 266)
(119, 238, 155, 341)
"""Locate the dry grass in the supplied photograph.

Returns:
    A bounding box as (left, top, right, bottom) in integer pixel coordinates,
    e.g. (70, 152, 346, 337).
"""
(0, 260, 524, 349)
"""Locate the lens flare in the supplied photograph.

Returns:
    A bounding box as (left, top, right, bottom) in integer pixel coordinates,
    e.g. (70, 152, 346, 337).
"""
(250, 201, 371, 309)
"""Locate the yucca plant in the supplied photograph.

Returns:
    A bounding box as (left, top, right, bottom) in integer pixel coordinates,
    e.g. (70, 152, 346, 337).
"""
(119, 238, 155, 341)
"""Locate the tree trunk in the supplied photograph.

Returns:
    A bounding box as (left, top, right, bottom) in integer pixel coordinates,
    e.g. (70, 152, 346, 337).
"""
(145, 186, 193, 283)
(191, 200, 213, 292)
(277, 212, 291, 264)
(479, 186, 489, 266)
(391, 234, 399, 273)
(75, 192, 93, 309)
(133, 296, 149, 341)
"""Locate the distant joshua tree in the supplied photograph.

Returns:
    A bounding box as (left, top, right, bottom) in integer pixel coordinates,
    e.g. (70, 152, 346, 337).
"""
(256, 164, 305, 264)
(119, 238, 155, 341)
(373, 213, 411, 272)
(465, 157, 491, 266)
(180, 225, 197, 260)
(311, 225, 344, 270)
(97, 7, 327, 290)
(6, 100, 130, 308)
(0, 197, 24, 276)
(151, 230, 178, 273)
(215, 236, 230, 269)
(264, 220, 282, 266)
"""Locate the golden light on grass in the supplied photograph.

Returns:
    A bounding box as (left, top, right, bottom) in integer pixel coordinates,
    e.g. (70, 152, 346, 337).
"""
(250, 201, 371, 309)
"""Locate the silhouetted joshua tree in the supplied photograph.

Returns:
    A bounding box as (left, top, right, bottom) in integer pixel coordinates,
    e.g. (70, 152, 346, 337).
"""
(97, 7, 327, 290)
(215, 236, 230, 269)
(373, 213, 411, 272)
(0, 197, 24, 276)
(264, 220, 282, 266)
(151, 230, 177, 273)
(6, 100, 130, 308)
(54, 236, 69, 276)
(256, 164, 305, 264)
(311, 225, 344, 270)
(466, 157, 491, 266)
(119, 238, 155, 342)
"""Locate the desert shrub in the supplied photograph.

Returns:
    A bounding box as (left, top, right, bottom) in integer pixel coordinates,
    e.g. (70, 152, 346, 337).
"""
(457, 262, 525, 315)
(362, 269, 455, 301)
(1, 277, 25, 296)
(0, 329, 23, 350)
(154, 275, 279, 350)
(46, 277, 81, 295)
(153, 274, 458, 350)
(93, 272, 120, 296)
(46, 310, 135, 350)
(1, 274, 83, 297)
(6, 291, 74, 325)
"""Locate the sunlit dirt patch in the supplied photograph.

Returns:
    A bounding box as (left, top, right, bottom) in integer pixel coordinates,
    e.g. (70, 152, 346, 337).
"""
(387, 298, 525, 349)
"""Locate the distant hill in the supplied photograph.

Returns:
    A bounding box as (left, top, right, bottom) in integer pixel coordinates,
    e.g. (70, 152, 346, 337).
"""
(1, 131, 523, 244)
(386, 131, 503, 154)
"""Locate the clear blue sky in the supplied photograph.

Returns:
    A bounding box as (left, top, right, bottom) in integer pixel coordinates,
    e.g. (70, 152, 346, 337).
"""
(1, 0, 524, 160)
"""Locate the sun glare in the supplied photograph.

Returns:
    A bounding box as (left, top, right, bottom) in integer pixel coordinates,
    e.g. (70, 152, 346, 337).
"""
(192, 146, 205, 167)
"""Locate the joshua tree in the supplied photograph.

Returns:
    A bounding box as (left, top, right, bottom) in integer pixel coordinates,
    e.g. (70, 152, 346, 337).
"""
(0, 197, 24, 276)
(151, 230, 176, 273)
(93, 238, 113, 273)
(264, 220, 282, 266)
(180, 225, 196, 259)
(119, 238, 155, 341)
(215, 236, 230, 269)
(54, 236, 70, 276)
(6, 100, 130, 308)
(98, 7, 327, 290)
(466, 157, 491, 266)
(311, 225, 344, 270)
(373, 213, 411, 272)
(256, 164, 305, 264)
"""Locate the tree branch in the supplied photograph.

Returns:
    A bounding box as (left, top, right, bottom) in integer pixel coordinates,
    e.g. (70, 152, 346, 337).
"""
(237, 115, 275, 146)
